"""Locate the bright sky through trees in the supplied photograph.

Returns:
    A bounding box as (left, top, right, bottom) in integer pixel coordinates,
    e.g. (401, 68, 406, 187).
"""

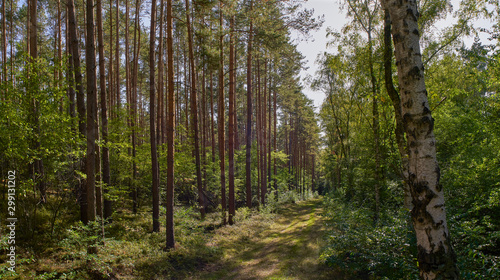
(296, 0, 495, 113)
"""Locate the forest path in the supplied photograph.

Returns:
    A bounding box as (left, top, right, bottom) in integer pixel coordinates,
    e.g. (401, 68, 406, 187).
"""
(188, 198, 339, 280)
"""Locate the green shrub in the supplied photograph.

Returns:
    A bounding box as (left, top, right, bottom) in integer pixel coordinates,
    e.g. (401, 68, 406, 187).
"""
(320, 196, 419, 279)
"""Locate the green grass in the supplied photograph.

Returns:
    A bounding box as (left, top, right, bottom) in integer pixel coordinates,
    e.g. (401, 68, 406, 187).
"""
(1, 196, 338, 279)
(189, 198, 341, 280)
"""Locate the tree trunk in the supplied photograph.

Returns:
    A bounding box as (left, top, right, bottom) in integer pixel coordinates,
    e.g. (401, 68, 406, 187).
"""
(68, 0, 87, 222)
(150, 0, 160, 233)
(108, 0, 114, 120)
(267, 70, 272, 195)
(185, 0, 205, 219)
(97, 0, 112, 220)
(86, 0, 97, 224)
(245, 1, 253, 208)
(261, 59, 267, 205)
(158, 0, 165, 145)
(273, 87, 277, 195)
(130, 0, 140, 214)
(256, 58, 262, 203)
(166, 0, 176, 249)
(383, 9, 412, 210)
(228, 15, 236, 225)
(218, 2, 226, 225)
(383, 0, 459, 278)
(57, 0, 62, 88)
(210, 72, 216, 163)
(115, 0, 120, 115)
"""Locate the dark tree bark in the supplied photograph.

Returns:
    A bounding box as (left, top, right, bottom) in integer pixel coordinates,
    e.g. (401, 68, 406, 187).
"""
(69, 2, 86, 130)
(158, 0, 165, 145)
(267, 69, 272, 196)
(115, 0, 120, 115)
(185, 0, 205, 219)
(228, 15, 236, 225)
(383, 0, 459, 278)
(210, 72, 216, 163)
(166, 0, 176, 249)
(256, 58, 262, 203)
(97, 0, 112, 220)
(130, 0, 140, 214)
(218, 2, 226, 225)
(108, 0, 113, 120)
(150, 0, 160, 233)
(86, 0, 98, 223)
(262, 59, 267, 205)
(67, 0, 86, 211)
(245, 1, 253, 208)
(273, 87, 277, 194)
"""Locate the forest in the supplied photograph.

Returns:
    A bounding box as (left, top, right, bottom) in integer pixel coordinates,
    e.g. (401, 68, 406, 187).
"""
(0, 0, 499, 279)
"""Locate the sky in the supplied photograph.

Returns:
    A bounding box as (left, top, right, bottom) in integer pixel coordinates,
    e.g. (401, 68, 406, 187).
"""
(293, 0, 347, 113)
(293, 0, 496, 114)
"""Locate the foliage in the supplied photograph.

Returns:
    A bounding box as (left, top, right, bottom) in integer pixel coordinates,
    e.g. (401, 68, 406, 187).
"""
(320, 195, 419, 279)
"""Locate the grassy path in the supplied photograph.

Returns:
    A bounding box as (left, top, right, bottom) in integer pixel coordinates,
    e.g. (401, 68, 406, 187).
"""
(188, 198, 339, 280)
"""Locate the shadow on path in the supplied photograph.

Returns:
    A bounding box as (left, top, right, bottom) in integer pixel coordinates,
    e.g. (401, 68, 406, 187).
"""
(188, 198, 341, 280)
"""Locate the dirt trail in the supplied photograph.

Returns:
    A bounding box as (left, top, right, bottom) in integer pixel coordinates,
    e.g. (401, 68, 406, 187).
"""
(188, 198, 339, 280)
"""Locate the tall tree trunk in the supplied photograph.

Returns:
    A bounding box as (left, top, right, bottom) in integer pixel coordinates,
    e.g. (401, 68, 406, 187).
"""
(130, 0, 140, 214)
(108, 0, 114, 120)
(201, 66, 207, 212)
(383, 9, 412, 210)
(86, 0, 98, 224)
(150, 0, 160, 232)
(227, 14, 236, 225)
(68, 0, 85, 135)
(218, 2, 226, 225)
(184, 48, 189, 142)
(115, 0, 120, 115)
(256, 58, 262, 203)
(210, 72, 216, 163)
(273, 87, 277, 195)
(311, 154, 315, 192)
(245, 1, 253, 208)
(383, 0, 459, 278)
(66, 6, 76, 121)
(9, 0, 13, 84)
(97, 0, 112, 220)
(57, 0, 62, 88)
(185, 0, 205, 219)
(262, 59, 267, 205)
(267, 69, 272, 195)
(158, 0, 165, 145)
(166, 0, 176, 249)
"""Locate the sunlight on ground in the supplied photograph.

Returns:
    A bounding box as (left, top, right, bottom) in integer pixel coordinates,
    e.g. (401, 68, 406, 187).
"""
(188, 199, 341, 280)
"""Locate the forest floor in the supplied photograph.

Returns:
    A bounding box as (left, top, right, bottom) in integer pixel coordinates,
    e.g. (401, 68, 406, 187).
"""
(188, 198, 341, 280)
(1, 198, 343, 279)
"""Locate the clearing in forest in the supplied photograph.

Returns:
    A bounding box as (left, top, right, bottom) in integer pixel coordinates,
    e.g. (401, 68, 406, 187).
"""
(189, 198, 339, 280)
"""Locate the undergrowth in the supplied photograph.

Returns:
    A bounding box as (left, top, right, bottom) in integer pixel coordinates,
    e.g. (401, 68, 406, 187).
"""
(0, 190, 310, 279)
(320, 195, 418, 280)
(321, 191, 500, 279)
